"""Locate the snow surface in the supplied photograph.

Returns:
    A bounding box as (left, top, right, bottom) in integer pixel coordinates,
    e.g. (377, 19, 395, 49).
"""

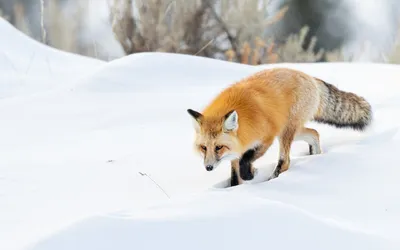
(1, 17, 400, 250)
(0, 19, 104, 100)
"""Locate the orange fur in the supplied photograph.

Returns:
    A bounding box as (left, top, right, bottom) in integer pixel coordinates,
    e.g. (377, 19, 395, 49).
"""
(201, 69, 295, 149)
(187, 67, 371, 186)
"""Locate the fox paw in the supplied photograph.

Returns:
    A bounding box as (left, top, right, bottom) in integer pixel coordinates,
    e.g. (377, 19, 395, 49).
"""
(240, 167, 256, 181)
(270, 168, 278, 178)
(309, 145, 322, 155)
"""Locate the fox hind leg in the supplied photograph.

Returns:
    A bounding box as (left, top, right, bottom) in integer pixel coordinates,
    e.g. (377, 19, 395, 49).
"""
(273, 126, 322, 179)
(294, 127, 322, 155)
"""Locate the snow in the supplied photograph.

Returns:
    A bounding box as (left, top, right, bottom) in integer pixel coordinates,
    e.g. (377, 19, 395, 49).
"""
(0, 19, 104, 100)
(1, 17, 400, 250)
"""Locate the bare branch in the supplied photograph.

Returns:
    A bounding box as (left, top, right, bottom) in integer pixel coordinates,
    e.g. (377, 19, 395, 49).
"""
(40, 0, 47, 44)
(195, 39, 214, 55)
(263, 5, 289, 26)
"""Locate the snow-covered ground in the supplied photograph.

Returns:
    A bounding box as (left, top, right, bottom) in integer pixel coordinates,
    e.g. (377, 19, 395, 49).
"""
(1, 18, 400, 250)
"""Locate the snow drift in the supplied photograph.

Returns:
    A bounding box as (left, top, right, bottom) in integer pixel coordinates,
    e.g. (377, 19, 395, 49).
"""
(1, 17, 400, 250)
(0, 18, 104, 100)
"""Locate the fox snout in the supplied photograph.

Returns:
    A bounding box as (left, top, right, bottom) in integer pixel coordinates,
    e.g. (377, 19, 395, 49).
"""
(205, 165, 214, 171)
(204, 158, 217, 171)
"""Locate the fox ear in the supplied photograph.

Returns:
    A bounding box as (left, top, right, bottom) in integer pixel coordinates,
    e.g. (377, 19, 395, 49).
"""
(223, 110, 238, 132)
(187, 109, 203, 131)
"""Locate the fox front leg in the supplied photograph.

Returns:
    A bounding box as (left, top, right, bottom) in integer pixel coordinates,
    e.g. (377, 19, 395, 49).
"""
(230, 161, 240, 187)
(239, 138, 273, 181)
(239, 148, 258, 180)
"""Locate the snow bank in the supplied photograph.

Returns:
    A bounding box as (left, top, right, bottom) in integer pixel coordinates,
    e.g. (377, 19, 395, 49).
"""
(1, 17, 400, 250)
(0, 18, 104, 99)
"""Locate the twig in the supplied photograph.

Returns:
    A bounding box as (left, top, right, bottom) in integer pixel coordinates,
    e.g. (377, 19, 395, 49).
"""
(195, 39, 214, 56)
(139, 172, 170, 199)
(262, 5, 289, 26)
(163, 0, 175, 18)
(40, 0, 47, 44)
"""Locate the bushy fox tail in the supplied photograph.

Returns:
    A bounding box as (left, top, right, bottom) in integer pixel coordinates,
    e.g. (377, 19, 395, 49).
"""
(313, 78, 372, 131)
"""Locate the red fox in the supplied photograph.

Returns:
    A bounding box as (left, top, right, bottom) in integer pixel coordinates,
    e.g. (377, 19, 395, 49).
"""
(187, 67, 372, 186)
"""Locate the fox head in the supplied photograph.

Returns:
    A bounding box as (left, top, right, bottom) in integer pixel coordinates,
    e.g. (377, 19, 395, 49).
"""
(187, 108, 241, 171)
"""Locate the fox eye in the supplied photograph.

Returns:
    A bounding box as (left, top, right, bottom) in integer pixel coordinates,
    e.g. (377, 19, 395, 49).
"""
(215, 145, 223, 151)
(200, 145, 207, 151)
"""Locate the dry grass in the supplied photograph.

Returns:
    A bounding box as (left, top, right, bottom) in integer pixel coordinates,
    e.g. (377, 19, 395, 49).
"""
(225, 26, 351, 65)
(274, 26, 324, 63)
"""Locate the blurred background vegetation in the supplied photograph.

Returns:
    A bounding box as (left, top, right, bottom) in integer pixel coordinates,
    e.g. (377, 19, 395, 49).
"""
(1, 0, 400, 64)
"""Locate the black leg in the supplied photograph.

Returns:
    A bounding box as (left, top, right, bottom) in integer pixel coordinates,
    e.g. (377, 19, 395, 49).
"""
(238, 139, 272, 181)
(230, 166, 239, 187)
(239, 148, 257, 181)
(309, 145, 313, 155)
(273, 159, 284, 178)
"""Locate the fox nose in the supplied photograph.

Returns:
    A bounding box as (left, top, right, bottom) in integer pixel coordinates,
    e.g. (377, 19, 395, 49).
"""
(206, 165, 214, 171)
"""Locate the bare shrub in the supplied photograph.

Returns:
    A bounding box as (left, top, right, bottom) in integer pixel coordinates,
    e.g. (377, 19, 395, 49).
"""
(108, 0, 288, 60)
(108, 1, 351, 65)
(225, 26, 350, 65)
(273, 26, 324, 62)
(108, 0, 136, 54)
